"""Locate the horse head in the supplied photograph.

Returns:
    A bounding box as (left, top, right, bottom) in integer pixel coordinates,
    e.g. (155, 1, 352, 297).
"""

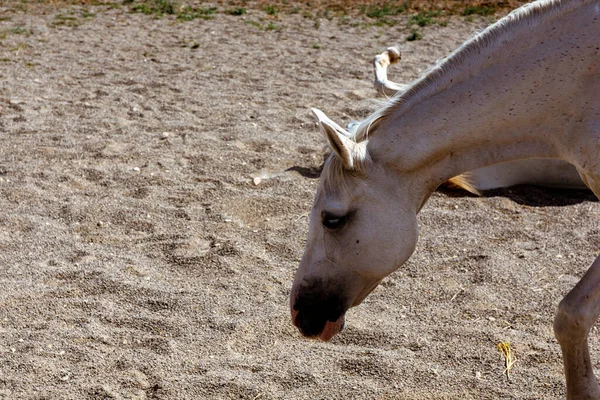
(290, 109, 421, 341)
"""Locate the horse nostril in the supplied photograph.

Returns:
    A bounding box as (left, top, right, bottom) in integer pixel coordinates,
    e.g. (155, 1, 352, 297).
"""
(291, 278, 349, 337)
(297, 310, 327, 337)
(291, 298, 343, 337)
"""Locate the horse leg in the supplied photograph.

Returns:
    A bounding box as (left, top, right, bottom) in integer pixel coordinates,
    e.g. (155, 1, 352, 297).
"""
(373, 47, 409, 97)
(554, 253, 600, 399)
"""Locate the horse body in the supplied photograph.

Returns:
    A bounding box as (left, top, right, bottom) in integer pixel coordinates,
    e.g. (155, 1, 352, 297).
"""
(291, 0, 600, 397)
(449, 159, 586, 192)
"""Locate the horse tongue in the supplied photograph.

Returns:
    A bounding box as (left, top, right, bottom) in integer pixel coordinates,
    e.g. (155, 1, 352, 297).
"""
(319, 314, 346, 341)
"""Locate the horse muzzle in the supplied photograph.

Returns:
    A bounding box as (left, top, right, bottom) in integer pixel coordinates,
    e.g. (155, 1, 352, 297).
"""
(289, 279, 349, 341)
(291, 307, 346, 341)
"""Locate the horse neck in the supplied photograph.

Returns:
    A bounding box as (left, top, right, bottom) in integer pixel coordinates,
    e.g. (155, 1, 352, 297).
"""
(367, 0, 596, 197)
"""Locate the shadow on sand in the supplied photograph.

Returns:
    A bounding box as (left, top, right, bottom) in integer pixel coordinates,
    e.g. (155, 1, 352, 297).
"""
(439, 185, 596, 207)
(289, 163, 596, 207)
(286, 164, 324, 179)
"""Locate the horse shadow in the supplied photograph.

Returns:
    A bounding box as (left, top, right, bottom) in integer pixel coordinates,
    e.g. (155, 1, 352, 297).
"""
(286, 165, 322, 179)
(288, 163, 597, 207)
(438, 185, 596, 207)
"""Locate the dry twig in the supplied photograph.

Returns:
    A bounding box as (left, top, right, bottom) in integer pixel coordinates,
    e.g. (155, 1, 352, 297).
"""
(497, 341, 516, 379)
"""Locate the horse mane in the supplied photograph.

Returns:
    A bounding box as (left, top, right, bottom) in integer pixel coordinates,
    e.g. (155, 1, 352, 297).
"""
(322, 0, 584, 192)
(351, 0, 578, 144)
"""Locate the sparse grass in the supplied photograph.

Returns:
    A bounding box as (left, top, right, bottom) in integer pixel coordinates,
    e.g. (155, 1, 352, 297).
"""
(463, 5, 496, 16)
(32, 0, 518, 29)
(360, 2, 408, 26)
(0, 26, 29, 39)
(130, 3, 152, 14)
(152, 0, 175, 14)
(312, 43, 321, 49)
(266, 21, 280, 31)
(244, 20, 262, 29)
(9, 42, 29, 52)
(409, 10, 442, 27)
(225, 7, 246, 16)
(126, 1, 221, 20)
(129, 0, 176, 16)
(52, 12, 81, 27)
(49, 8, 95, 27)
(318, 8, 333, 20)
(10, 27, 29, 35)
(177, 6, 217, 21)
(363, 3, 408, 19)
(243, 19, 281, 31)
(406, 29, 422, 41)
(264, 5, 279, 15)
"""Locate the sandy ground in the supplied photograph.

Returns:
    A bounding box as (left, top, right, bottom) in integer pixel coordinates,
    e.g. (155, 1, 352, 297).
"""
(0, 1, 599, 399)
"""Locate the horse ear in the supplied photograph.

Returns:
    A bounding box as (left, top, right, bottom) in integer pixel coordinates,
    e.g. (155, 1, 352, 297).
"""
(311, 108, 353, 139)
(311, 108, 356, 169)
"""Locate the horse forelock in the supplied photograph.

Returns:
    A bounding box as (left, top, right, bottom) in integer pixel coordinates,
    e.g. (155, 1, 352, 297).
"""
(322, 143, 370, 195)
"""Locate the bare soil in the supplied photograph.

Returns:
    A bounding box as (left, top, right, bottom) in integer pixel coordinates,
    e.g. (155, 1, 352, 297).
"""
(0, 2, 598, 399)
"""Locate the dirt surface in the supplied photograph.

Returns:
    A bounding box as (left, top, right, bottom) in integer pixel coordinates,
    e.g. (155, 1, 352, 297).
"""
(1, 2, 598, 399)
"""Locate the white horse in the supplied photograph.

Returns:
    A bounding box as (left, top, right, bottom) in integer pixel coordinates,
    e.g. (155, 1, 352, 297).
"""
(290, 0, 600, 398)
(370, 46, 587, 194)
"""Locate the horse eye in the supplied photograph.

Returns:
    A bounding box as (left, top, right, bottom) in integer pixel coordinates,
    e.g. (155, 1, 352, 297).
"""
(322, 213, 348, 230)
